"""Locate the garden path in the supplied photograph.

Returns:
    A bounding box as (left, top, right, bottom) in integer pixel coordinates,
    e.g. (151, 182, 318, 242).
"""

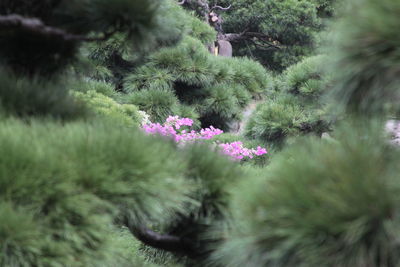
(233, 99, 263, 135)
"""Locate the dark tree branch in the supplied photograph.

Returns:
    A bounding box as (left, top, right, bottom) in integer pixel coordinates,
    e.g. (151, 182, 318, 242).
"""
(177, 0, 279, 55)
(123, 217, 197, 257)
(0, 14, 116, 42)
(222, 30, 281, 49)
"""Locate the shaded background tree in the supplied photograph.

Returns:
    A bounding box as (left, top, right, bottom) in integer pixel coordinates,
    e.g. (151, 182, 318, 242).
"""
(178, 0, 337, 71)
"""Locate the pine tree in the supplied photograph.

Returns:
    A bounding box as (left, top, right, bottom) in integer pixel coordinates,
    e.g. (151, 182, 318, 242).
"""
(213, 1, 400, 266)
(245, 55, 332, 147)
(0, 1, 242, 266)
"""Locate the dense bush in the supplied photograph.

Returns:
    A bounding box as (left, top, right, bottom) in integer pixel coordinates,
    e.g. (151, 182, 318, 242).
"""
(155, 144, 244, 265)
(0, 119, 193, 266)
(219, 0, 327, 71)
(2, 0, 400, 266)
(215, 125, 400, 266)
(125, 88, 199, 125)
(0, 69, 85, 119)
(83, 1, 215, 90)
(125, 36, 272, 130)
(245, 54, 332, 146)
(245, 94, 329, 146)
(70, 79, 119, 99)
(73, 90, 143, 127)
(213, 1, 400, 266)
(0, 0, 182, 75)
(282, 55, 331, 104)
(330, 0, 400, 115)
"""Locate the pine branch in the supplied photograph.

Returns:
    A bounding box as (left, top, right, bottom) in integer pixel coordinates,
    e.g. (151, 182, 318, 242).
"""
(124, 217, 197, 257)
(0, 14, 116, 42)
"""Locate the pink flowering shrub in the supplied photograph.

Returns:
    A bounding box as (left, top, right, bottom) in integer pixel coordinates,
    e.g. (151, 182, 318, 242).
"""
(142, 115, 223, 142)
(219, 141, 267, 160)
(142, 116, 267, 160)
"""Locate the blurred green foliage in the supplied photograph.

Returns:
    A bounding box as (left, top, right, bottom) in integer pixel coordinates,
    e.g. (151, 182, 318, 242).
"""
(216, 124, 400, 266)
(1, 0, 399, 266)
(329, 0, 400, 116)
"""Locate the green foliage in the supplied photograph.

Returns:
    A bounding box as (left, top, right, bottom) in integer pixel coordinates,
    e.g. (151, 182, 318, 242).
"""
(5, 0, 397, 266)
(0, 119, 193, 265)
(125, 36, 272, 130)
(151, 144, 243, 264)
(126, 89, 182, 123)
(220, 0, 323, 71)
(312, 0, 337, 17)
(0, 69, 85, 119)
(70, 79, 118, 98)
(151, 37, 215, 87)
(283, 55, 331, 103)
(200, 83, 241, 129)
(229, 57, 272, 95)
(245, 95, 328, 145)
(188, 15, 216, 45)
(215, 124, 400, 266)
(83, 1, 215, 89)
(125, 65, 175, 92)
(0, 0, 179, 75)
(329, 0, 400, 115)
(246, 55, 332, 147)
(73, 90, 143, 127)
(0, 203, 43, 267)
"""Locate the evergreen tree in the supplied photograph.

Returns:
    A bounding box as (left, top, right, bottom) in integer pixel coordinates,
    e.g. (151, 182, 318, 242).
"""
(192, 0, 338, 71)
(245, 55, 332, 147)
(213, 1, 400, 266)
(2, 0, 399, 266)
(0, 1, 242, 266)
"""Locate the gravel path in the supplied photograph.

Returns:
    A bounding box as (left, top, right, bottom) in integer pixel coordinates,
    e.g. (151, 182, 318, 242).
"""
(386, 120, 400, 145)
(232, 99, 262, 135)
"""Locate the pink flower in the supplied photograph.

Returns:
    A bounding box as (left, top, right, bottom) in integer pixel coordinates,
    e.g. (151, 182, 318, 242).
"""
(255, 146, 267, 156)
(141, 115, 267, 161)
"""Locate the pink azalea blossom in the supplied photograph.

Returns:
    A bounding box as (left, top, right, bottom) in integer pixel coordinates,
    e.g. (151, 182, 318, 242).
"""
(142, 116, 267, 160)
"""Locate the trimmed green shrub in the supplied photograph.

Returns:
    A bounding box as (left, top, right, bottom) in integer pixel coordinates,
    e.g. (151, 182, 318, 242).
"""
(215, 124, 400, 266)
(188, 15, 216, 45)
(229, 57, 272, 95)
(125, 65, 175, 92)
(245, 95, 328, 145)
(71, 79, 118, 99)
(200, 83, 242, 130)
(126, 89, 183, 123)
(151, 37, 215, 88)
(245, 55, 332, 146)
(283, 55, 331, 104)
(73, 90, 143, 127)
(124, 36, 272, 131)
(0, 203, 44, 267)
